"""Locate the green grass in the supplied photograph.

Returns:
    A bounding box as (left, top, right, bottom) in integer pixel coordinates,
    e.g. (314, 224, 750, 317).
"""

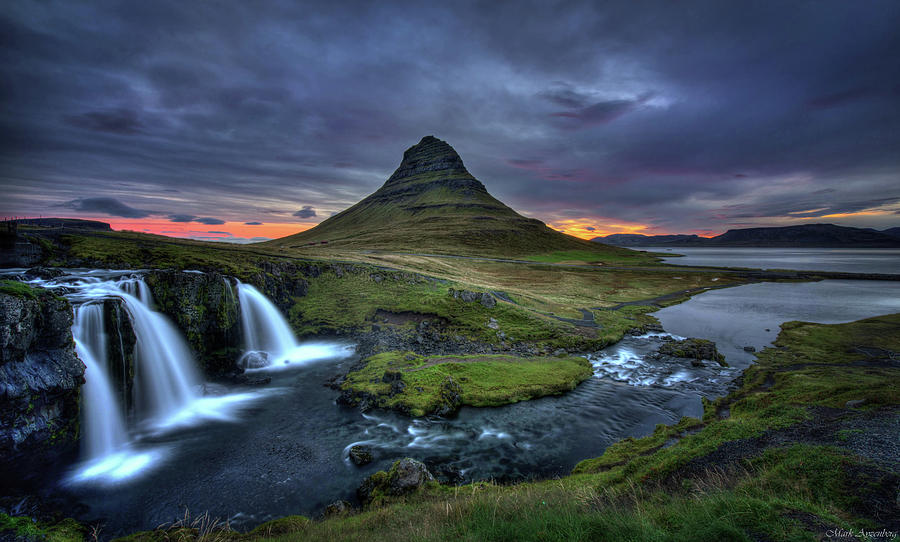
(0, 514, 85, 542)
(524, 249, 659, 265)
(288, 268, 638, 349)
(39, 314, 900, 542)
(341, 351, 593, 416)
(0, 279, 41, 299)
(245, 314, 900, 541)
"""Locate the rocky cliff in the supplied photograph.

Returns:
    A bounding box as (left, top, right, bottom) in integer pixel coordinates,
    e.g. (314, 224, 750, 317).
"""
(0, 285, 83, 484)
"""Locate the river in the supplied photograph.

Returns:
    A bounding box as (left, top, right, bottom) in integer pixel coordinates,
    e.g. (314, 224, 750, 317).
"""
(2, 266, 899, 536)
(636, 247, 900, 274)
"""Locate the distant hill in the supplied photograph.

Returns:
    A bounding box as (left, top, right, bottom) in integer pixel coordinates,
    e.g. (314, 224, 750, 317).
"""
(268, 136, 640, 259)
(598, 234, 705, 247)
(15, 218, 112, 231)
(594, 224, 900, 248)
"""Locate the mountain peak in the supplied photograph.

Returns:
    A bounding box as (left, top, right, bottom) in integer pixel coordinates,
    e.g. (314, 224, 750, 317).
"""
(386, 135, 468, 183)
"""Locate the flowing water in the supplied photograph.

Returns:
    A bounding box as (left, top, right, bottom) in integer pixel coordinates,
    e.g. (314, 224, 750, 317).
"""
(72, 304, 128, 461)
(2, 266, 899, 536)
(638, 247, 900, 274)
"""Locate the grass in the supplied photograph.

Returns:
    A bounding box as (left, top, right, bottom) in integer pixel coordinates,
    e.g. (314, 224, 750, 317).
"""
(341, 351, 593, 416)
(287, 267, 648, 350)
(0, 278, 41, 299)
(11, 313, 898, 541)
(0, 514, 85, 542)
(244, 313, 899, 541)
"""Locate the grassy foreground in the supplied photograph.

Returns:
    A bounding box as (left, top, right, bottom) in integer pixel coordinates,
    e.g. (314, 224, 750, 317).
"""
(38, 313, 887, 542)
(340, 352, 593, 416)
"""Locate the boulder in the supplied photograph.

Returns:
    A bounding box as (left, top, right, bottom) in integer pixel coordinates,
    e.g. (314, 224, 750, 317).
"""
(241, 351, 269, 369)
(658, 338, 727, 366)
(357, 458, 434, 504)
(348, 445, 373, 466)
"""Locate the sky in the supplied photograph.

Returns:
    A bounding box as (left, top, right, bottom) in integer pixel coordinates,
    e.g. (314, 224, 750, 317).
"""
(2, 1, 899, 242)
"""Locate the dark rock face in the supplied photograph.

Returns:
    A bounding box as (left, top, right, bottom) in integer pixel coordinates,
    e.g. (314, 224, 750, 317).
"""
(348, 445, 373, 466)
(143, 270, 242, 376)
(0, 290, 83, 485)
(357, 458, 434, 504)
(102, 298, 137, 414)
(385, 135, 470, 183)
(659, 338, 727, 366)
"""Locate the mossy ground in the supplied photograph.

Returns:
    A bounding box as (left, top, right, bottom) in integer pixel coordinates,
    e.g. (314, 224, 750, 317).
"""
(0, 278, 42, 299)
(242, 314, 899, 541)
(341, 352, 593, 416)
(0, 514, 85, 542)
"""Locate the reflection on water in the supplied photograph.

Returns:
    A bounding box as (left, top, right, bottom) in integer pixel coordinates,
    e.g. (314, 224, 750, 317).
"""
(656, 280, 900, 368)
(638, 247, 900, 274)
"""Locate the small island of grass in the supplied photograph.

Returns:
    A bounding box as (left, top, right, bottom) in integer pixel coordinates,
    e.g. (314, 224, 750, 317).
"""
(340, 351, 593, 417)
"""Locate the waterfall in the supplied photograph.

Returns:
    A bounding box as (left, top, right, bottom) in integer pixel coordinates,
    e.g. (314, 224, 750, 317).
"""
(236, 282, 299, 366)
(115, 282, 201, 423)
(72, 304, 128, 460)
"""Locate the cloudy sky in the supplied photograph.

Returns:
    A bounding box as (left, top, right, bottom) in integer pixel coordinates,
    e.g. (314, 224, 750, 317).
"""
(2, 1, 899, 242)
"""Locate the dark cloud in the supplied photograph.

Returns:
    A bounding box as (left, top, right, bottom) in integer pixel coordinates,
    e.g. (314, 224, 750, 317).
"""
(2, 1, 899, 234)
(293, 206, 317, 219)
(550, 95, 652, 128)
(244, 221, 263, 225)
(206, 230, 231, 235)
(64, 108, 143, 135)
(58, 197, 153, 218)
(167, 214, 225, 225)
(585, 226, 595, 231)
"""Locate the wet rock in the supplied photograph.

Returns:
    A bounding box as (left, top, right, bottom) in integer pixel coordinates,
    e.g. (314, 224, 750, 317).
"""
(659, 338, 727, 366)
(241, 351, 269, 369)
(348, 445, 373, 466)
(0, 289, 83, 486)
(487, 317, 499, 330)
(845, 399, 867, 408)
(25, 267, 64, 280)
(143, 270, 242, 375)
(743, 346, 757, 352)
(382, 370, 403, 383)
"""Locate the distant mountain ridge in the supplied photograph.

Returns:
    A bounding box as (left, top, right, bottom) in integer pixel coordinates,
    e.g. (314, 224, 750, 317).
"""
(269, 136, 638, 258)
(594, 224, 900, 248)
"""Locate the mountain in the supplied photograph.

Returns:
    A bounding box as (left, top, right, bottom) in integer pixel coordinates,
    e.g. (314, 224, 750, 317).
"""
(883, 227, 900, 238)
(269, 136, 636, 258)
(593, 223, 900, 248)
(597, 234, 705, 247)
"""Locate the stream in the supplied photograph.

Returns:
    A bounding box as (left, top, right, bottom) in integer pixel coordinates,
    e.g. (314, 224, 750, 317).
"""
(3, 268, 899, 536)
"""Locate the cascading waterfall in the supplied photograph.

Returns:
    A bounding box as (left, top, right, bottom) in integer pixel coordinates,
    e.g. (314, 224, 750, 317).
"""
(115, 282, 201, 423)
(236, 282, 299, 366)
(235, 281, 354, 369)
(72, 304, 128, 460)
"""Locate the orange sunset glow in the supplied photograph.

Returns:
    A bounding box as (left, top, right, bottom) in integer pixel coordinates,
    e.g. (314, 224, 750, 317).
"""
(95, 219, 315, 242)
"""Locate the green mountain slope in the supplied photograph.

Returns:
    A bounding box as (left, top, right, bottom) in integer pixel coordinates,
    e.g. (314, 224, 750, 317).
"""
(268, 136, 641, 260)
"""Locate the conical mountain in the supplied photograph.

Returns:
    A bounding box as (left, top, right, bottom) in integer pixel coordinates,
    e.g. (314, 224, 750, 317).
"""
(269, 136, 629, 257)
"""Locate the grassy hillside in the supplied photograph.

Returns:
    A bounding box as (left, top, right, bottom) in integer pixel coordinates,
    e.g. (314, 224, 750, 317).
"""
(265, 136, 644, 260)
